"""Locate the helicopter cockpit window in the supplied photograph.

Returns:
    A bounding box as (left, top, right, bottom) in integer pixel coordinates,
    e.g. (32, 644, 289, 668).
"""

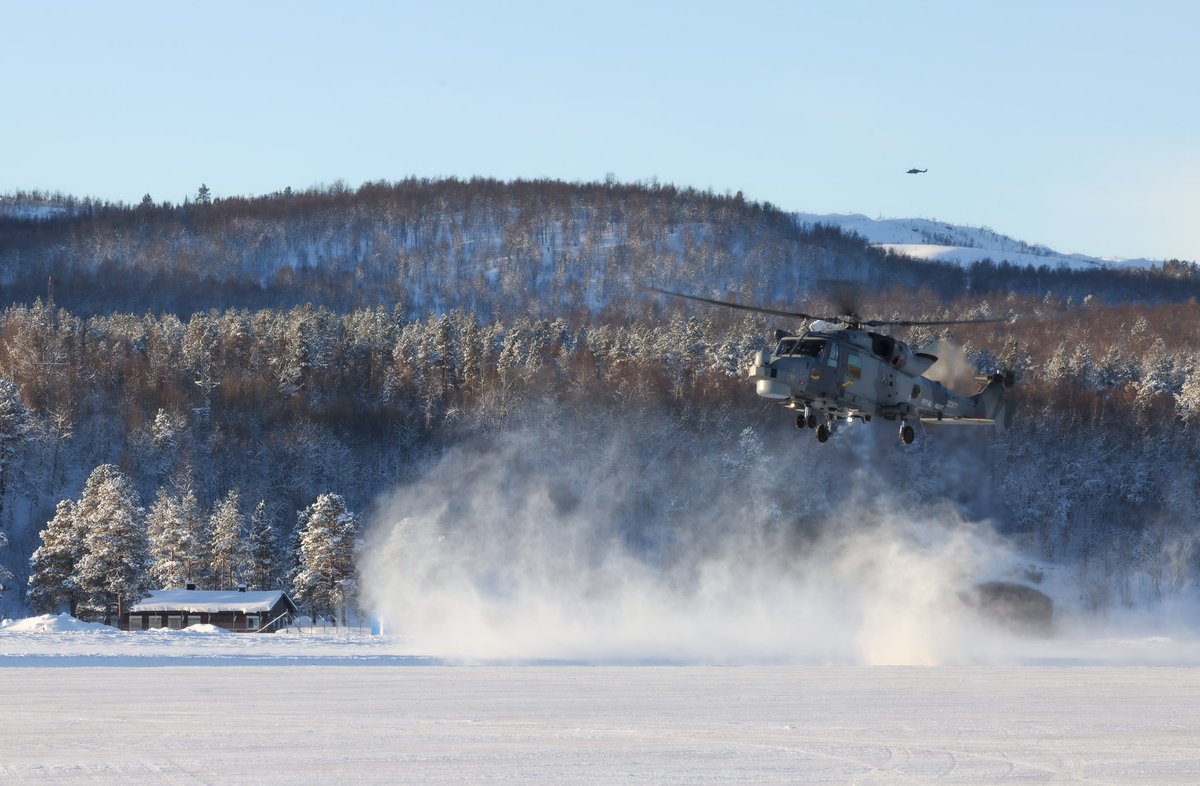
(795, 339, 825, 357)
(775, 338, 826, 357)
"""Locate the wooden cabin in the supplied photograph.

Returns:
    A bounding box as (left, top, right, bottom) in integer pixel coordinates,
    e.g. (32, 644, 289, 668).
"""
(123, 588, 298, 633)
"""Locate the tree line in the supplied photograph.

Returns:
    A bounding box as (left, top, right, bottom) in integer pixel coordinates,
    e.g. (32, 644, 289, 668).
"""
(0, 288, 1193, 615)
(26, 462, 359, 625)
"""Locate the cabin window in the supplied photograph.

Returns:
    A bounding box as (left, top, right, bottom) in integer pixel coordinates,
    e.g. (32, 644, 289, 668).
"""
(187, 615, 202, 627)
(826, 343, 839, 367)
(774, 338, 798, 356)
(168, 615, 183, 630)
(128, 615, 143, 630)
(247, 615, 261, 630)
(846, 355, 862, 381)
(148, 615, 163, 629)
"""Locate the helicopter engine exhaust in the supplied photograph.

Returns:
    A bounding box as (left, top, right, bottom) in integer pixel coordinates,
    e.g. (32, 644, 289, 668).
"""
(875, 336, 938, 377)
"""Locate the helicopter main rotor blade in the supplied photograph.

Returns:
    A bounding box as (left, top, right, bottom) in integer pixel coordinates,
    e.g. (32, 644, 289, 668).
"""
(639, 286, 828, 321)
(642, 286, 1008, 328)
(863, 317, 1007, 327)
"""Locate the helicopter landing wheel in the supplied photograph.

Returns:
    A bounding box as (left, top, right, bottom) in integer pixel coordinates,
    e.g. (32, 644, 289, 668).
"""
(816, 423, 832, 443)
(805, 412, 819, 429)
(796, 414, 805, 430)
(899, 424, 916, 445)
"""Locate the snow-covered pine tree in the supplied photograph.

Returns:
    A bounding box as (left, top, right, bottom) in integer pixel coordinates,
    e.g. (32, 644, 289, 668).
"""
(0, 379, 32, 528)
(0, 528, 12, 604)
(146, 488, 188, 589)
(177, 487, 209, 587)
(209, 488, 246, 589)
(292, 493, 360, 626)
(73, 464, 149, 623)
(247, 499, 279, 590)
(27, 500, 84, 614)
(148, 408, 181, 484)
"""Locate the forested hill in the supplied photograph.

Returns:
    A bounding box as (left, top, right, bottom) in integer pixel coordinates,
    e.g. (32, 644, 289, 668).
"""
(1, 179, 1199, 622)
(3, 179, 1198, 318)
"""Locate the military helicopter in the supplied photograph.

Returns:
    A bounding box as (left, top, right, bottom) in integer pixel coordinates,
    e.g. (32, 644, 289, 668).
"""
(642, 287, 1015, 444)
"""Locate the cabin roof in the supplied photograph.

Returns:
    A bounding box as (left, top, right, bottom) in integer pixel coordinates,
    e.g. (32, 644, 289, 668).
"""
(130, 589, 297, 614)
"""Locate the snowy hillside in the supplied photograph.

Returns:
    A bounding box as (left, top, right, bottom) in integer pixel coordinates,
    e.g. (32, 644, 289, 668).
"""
(794, 212, 1160, 271)
(0, 200, 69, 221)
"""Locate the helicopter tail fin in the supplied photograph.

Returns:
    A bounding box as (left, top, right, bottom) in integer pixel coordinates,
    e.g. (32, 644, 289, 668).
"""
(973, 370, 1016, 432)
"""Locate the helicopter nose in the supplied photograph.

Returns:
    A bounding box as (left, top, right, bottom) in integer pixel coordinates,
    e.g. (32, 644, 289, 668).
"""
(748, 352, 791, 400)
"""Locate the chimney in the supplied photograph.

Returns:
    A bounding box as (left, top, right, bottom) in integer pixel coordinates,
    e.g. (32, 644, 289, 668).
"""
(186, 583, 197, 591)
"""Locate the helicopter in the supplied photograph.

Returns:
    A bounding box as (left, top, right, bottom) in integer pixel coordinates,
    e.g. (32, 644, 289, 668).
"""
(642, 287, 1015, 444)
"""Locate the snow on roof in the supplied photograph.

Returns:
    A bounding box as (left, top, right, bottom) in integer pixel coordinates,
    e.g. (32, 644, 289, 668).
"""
(131, 589, 295, 614)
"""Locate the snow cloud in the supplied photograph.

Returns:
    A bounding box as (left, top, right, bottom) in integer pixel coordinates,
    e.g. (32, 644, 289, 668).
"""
(361, 417, 1044, 665)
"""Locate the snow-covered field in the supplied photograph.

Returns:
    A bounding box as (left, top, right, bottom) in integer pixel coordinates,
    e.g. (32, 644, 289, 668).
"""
(3, 617, 1200, 784)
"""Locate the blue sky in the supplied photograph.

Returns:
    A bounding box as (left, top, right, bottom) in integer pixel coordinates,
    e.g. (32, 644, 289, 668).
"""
(3, 1, 1198, 261)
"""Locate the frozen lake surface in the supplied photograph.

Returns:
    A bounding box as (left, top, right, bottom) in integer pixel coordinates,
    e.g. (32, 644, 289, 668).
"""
(4, 665, 1200, 784)
(3, 618, 1200, 783)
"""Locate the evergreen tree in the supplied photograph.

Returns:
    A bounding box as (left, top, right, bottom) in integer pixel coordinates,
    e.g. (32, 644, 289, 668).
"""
(196, 183, 212, 206)
(146, 488, 188, 589)
(0, 379, 32, 528)
(177, 487, 210, 587)
(0, 528, 12, 605)
(292, 493, 360, 626)
(247, 499, 279, 590)
(28, 500, 85, 614)
(73, 465, 149, 622)
(209, 488, 247, 589)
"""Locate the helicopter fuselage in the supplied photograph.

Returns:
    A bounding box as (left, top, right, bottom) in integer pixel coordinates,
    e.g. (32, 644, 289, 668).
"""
(747, 327, 1010, 443)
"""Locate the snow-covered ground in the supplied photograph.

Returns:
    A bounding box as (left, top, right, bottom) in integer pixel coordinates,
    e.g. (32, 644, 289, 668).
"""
(3, 617, 1200, 783)
(3, 662, 1199, 784)
(794, 212, 1160, 271)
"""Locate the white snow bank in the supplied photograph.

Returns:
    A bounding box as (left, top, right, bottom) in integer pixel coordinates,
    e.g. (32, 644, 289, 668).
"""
(141, 623, 232, 635)
(0, 613, 116, 634)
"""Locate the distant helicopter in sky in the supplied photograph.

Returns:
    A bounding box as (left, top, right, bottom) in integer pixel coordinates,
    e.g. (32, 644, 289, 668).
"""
(906, 168, 928, 174)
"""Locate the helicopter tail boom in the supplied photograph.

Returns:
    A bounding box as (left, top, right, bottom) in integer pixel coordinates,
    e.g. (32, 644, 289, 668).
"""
(971, 371, 1016, 431)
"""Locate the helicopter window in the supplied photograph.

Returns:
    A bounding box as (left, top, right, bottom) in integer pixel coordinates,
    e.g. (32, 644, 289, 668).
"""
(826, 343, 839, 367)
(846, 354, 862, 381)
(774, 338, 824, 357)
(794, 339, 824, 357)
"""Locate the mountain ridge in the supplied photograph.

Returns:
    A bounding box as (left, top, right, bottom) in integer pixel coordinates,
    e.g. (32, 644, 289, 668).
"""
(793, 212, 1160, 271)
